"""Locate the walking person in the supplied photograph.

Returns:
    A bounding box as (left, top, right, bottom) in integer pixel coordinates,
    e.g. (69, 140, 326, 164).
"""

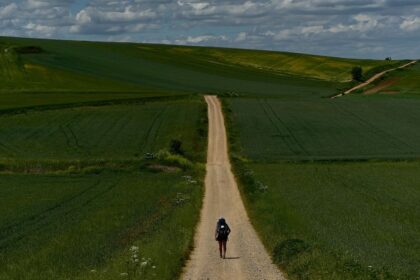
(215, 217, 231, 259)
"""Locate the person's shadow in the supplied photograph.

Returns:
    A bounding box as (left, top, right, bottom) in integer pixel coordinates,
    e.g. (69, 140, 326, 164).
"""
(224, 257, 240, 260)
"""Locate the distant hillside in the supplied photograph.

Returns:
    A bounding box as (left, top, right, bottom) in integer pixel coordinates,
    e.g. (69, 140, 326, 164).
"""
(0, 36, 393, 96)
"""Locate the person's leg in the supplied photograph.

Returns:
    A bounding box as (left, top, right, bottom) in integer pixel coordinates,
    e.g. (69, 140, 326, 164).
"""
(218, 241, 223, 258)
(222, 240, 227, 259)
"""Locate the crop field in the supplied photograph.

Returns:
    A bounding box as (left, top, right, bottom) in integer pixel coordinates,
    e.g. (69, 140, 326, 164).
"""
(0, 40, 208, 279)
(0, 99, 204, 161)
(1, 34, 418, 279)
(0, 170, 203, 280)
(243, 162, 420, 279)
(0, 96, 207, 280)
(224, 61, 420, 279)
(195, 48, 388, 82)
(228, 97, 420, 160)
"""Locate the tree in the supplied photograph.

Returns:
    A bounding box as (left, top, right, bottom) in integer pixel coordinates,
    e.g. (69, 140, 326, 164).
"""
(170, 139, 183, 155)
(351, 66, 363, 81)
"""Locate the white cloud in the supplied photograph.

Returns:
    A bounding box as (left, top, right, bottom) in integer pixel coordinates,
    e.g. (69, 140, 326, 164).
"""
(0, 3, 18, 19)
(235, 32, 247, 42)
(70, 4, 158, 34)
(74, 6, 156, 24)
(25, 22, 56, 36)
(174, 34, 227, 44)
(328, 14, 379, 33)
(301, 25, 324, 35)
(400, 16, 420, 31)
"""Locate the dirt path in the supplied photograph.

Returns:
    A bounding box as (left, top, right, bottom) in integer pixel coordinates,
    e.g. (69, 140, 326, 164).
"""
(182, 96, 285, 280)
(331, 60, 417, 98)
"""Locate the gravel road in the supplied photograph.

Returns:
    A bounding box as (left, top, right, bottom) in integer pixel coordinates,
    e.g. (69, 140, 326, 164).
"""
(182, 96, 286, 280)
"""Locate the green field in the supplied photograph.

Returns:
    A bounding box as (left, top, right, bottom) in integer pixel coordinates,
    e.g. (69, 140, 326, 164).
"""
(0, 99, 204, 161)
(242, 162, 420, 279)
(0, 97, 207, 280)
(225, 59, 420, 279)
(1, 36, 395, 100)
(228, 97, 420, 160)
(0, 36, 217, 280)
(0, 170, 203, 279)
(1, 35, 419, 279)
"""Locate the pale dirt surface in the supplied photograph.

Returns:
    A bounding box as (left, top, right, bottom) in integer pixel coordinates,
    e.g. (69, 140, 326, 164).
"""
(182, 96, 286, 280)
(332, 60, 417, 98)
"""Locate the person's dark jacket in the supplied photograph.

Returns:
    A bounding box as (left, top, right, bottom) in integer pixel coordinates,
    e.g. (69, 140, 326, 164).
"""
(215, 220, 231, 241)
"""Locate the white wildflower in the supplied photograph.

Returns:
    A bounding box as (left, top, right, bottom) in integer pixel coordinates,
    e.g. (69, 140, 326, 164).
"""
(141, 261, 148, 267)
(120, 272, 128, 277)
(130, 246, 139, 252)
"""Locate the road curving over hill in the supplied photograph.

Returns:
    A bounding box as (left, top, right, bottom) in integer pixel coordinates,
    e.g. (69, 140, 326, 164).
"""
(182, 96, 286, 280)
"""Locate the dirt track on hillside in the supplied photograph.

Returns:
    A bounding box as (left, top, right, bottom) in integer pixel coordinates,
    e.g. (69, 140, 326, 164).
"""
(332, 60, 417, 98)
(182, 96, 285, 280)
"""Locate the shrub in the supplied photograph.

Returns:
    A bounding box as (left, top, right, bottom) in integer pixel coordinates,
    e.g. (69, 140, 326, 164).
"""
(351, 66, 363, 81)
(170, 139, 184, 155)
(155, 149, 193, 170)
(14, 46, 44, 54)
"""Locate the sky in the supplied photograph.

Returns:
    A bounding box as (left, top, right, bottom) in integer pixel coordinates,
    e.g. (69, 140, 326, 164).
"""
(0, 0, 419, 59)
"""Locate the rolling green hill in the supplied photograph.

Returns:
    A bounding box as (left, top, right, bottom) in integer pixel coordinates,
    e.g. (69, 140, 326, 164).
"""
(0, 36, 393, 100)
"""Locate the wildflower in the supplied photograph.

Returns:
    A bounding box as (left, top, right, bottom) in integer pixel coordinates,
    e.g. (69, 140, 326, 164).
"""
(130, 246, 139, 252)
(90, 269, 97, 273)
(120, 272, 128, 277)
(152, 266, 156, 269)
(141, 261, 148, 267)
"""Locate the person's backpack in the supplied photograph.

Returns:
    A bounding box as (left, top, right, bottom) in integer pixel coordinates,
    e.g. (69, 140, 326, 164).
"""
(217, 219, 229, 239)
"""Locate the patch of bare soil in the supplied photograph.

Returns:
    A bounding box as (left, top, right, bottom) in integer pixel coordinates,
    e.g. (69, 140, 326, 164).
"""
(146, 164, 181, 173)
(364, 78, 399, 94)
